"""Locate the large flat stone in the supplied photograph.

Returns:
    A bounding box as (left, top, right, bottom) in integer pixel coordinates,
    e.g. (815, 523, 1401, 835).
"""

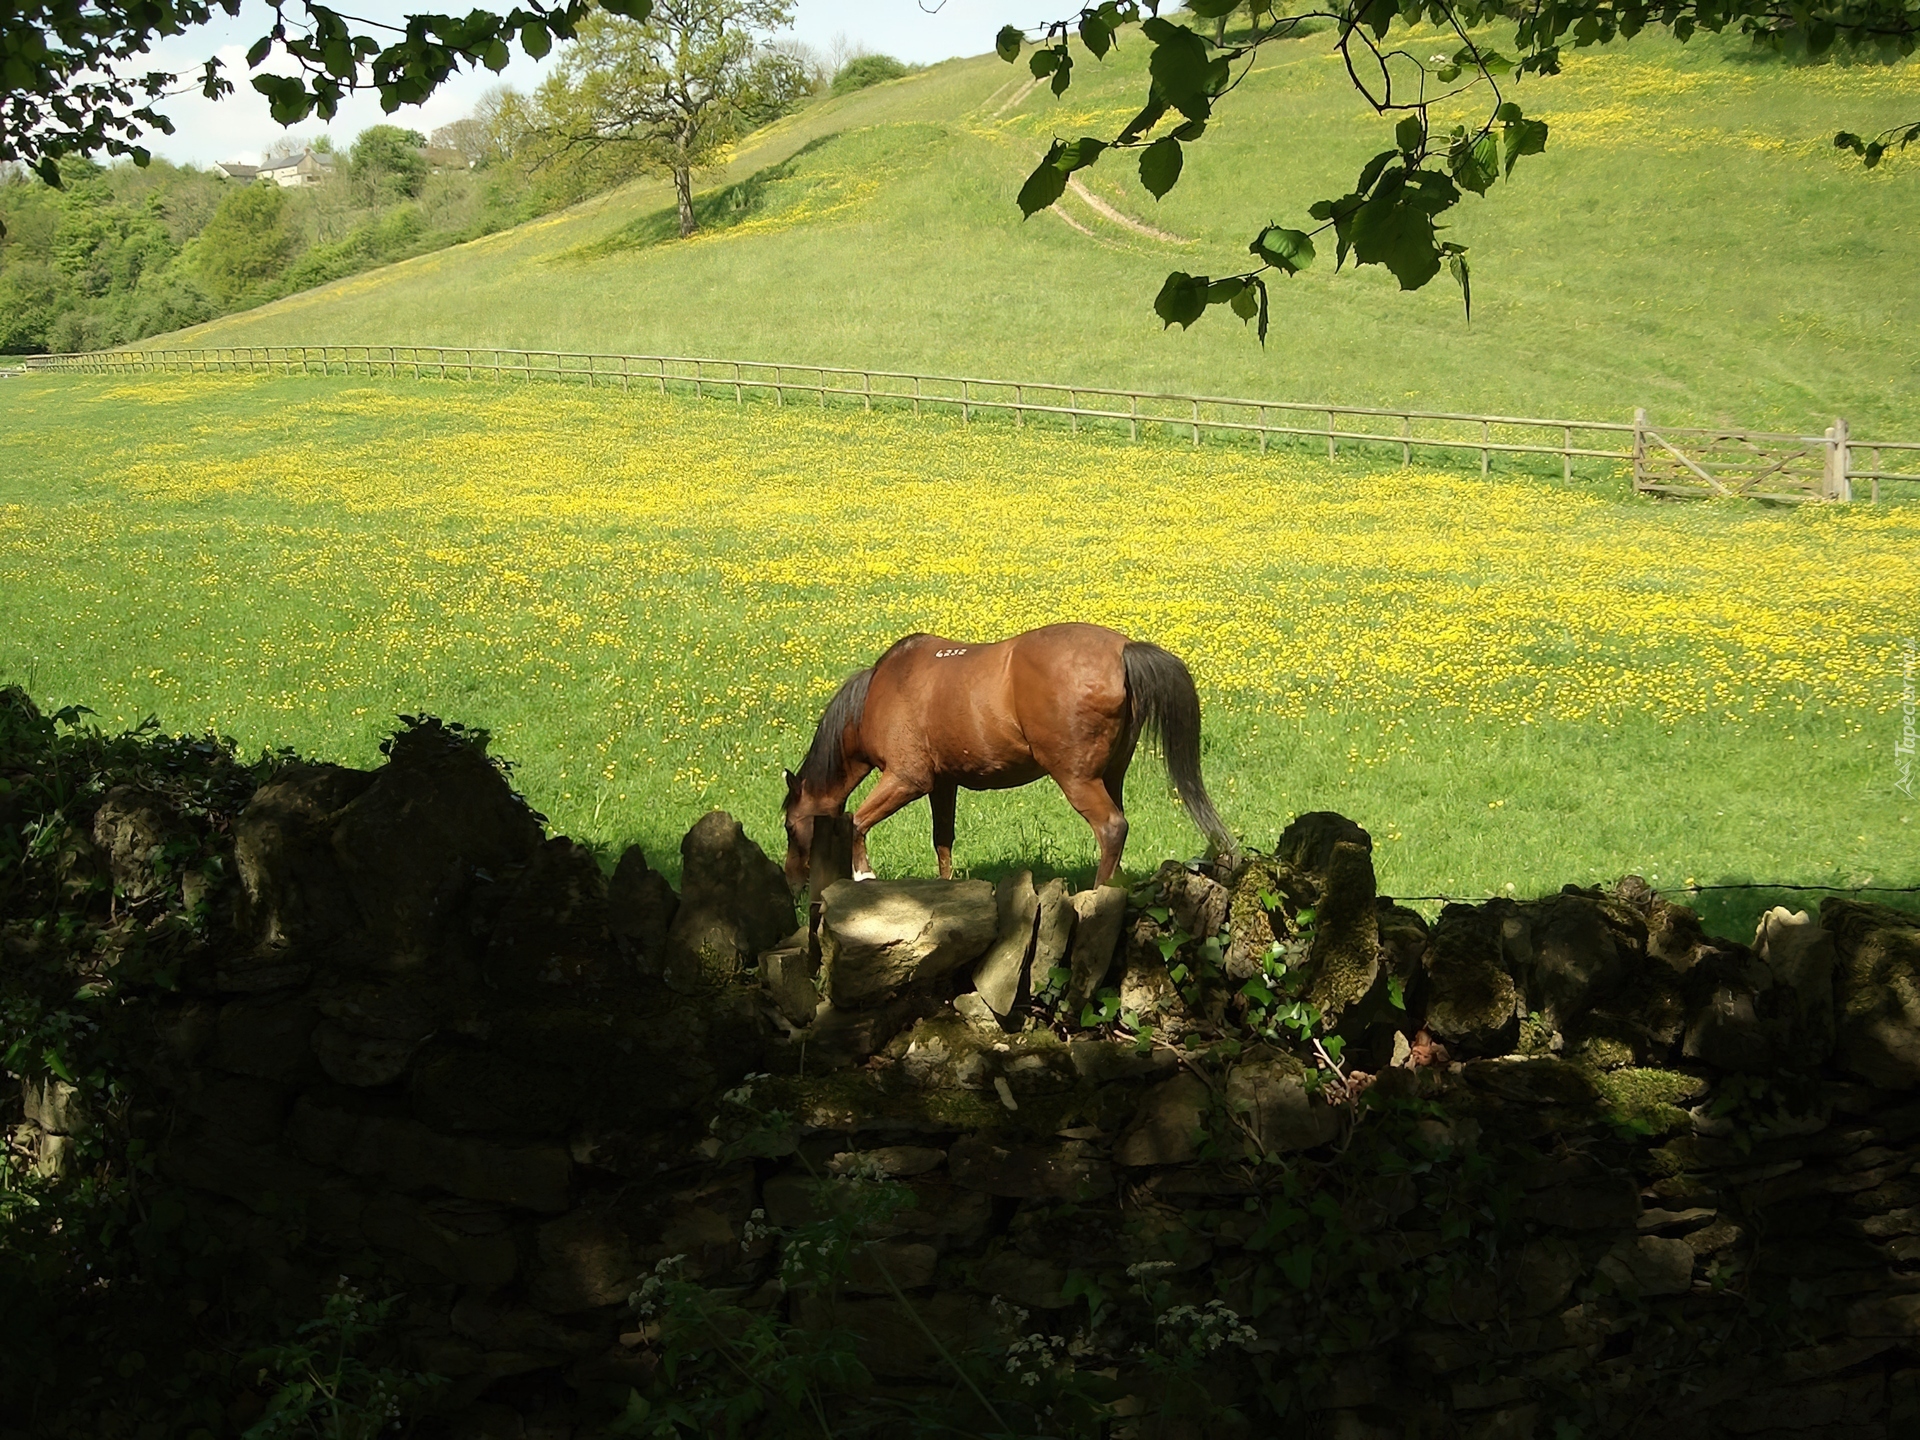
(972, 871, 1039, 1016)
(820, 877, 996, 1008)
(947, 1135, 1111, 1200)
(1113, 1071, 1210, 1166)
(1062, 885, 1129, 1014)
(1026, 878, 1076, 1001)
(288, 1095, 571, 1211)
(1828, 899, 1920, 1088)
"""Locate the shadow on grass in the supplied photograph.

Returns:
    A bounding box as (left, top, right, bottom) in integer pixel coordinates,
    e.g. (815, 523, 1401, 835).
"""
(561, 136, 838, 261)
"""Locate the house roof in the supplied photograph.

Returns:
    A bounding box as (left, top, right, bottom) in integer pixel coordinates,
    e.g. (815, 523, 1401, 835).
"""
(260, 149, 336, 173)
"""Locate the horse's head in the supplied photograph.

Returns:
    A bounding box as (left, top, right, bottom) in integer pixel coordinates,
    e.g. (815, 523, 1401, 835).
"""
(781, 767, 837, 893)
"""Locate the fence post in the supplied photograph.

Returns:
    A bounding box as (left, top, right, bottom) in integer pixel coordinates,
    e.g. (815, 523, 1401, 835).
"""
(1632, 408, 1648, 492)
(1129, 393, 1138, 442)
(1327, 409, 1335, 461)
(1563, 426, 1572, 484)
(1259, 405, 1268, 455)
(1191, 398, 1200, 447)
(1823, 417, 1852, 502)
(1872, 446, 1882, 504)
(1480, 419, 1490, 477)
(1401, 414, 1411, 467)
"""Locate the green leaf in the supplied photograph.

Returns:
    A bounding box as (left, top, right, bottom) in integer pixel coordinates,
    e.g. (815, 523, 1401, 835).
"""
(1229, 284, 1259, 320)
(1356, 148, 1398, 196)
(1447, 245, 1472, 319)
(1387, 974, 1406, 1010)
(1321, 1034, 1346, 1063)
(1017, 143, 1069, 217)
(1057, 136, 1107, 172)
(1138, 135, 1183, 198)
(1278, 1245, 1313, 1289)
(1188, 0, 1242, 15)
(1079, 14, 1112, 58)
(1029, 47, 1060, 78)
(1395, 115, 1425, 154)
(520, 23, 551, 60)
(1050, 51, 1075, 97)
(1145, 21, 1218, 120)
(1118, 94, 1170, 145)
(1251, 225, 1314, 274)
(996, 24, 1023, 63)
(1154, 271, 1210, 329)
(1241, 978, 1276, 1006)
(1497, 103, 1549, 175)
(1206, 276, 1245, 305)
(1169, 118, 1207, 142)
(1449, 131, 1499, 196)
(245, 36, 274, 67)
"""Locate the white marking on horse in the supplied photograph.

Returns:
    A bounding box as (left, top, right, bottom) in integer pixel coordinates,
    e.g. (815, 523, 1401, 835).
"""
(853, 867, 877, 881)
(934, 648, 969, 658)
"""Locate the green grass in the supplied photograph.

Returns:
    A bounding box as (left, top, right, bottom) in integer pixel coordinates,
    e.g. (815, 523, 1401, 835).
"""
(161, 26, 1920, 440)
(2, 371, 1914, 939)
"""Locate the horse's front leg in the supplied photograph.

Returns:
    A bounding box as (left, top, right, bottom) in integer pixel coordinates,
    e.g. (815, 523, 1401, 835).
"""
(929, 782, 958, 879)
(848, 771, 927, 880)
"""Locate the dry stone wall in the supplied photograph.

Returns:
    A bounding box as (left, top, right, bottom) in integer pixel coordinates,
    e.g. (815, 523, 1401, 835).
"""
(11, 725, 1920, 1439)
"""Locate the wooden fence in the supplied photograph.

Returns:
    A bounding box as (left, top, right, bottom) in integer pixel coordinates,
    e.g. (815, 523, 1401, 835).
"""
(19, 345, 1919, 501)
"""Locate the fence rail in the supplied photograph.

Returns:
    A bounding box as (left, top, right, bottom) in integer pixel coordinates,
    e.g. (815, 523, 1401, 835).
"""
(21, 345, 1919, 500)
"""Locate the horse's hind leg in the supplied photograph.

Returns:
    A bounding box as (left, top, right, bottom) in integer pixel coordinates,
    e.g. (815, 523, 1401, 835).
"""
(930, 782, 958, 880)
(1055, 774, 1129, 888)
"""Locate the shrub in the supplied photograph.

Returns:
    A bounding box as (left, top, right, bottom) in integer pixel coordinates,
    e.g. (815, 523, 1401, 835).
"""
(830, 54, 908, 96)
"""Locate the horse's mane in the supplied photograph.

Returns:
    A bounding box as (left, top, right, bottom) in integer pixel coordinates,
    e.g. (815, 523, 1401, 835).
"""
(797, 635, 929, 788)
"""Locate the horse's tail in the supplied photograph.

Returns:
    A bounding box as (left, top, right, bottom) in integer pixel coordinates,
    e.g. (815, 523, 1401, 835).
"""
(1122, 642, 1236, 863)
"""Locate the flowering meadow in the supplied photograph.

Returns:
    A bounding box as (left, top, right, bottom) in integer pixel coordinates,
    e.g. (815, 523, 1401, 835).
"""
(0, 372, 1912, 913)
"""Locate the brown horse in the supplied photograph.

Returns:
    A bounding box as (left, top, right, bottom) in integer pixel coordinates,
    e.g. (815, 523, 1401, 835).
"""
(781, 623, 1232, 889)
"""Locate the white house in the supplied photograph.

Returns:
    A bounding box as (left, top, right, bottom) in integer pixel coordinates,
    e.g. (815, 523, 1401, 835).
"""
(257, 150, 337, 187)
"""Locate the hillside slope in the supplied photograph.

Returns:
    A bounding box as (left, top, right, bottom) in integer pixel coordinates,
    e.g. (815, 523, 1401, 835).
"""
(165, 28, 1920, 434)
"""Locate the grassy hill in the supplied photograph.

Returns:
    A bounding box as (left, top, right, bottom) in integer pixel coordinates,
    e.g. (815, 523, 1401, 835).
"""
(162, 25, 1920, 436)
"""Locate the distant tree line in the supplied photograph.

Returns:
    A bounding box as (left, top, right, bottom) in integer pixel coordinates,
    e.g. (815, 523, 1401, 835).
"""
(0, 2, 913, 354)
(0, 123, 553, 353)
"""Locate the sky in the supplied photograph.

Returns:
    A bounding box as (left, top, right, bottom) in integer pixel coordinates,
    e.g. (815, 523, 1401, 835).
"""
(136, 1, 1036, 166)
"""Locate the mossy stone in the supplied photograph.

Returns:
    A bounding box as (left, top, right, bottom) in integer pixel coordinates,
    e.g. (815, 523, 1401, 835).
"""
(1304, 840, 1380, 1025)
(1423, 905, 1521, 1057)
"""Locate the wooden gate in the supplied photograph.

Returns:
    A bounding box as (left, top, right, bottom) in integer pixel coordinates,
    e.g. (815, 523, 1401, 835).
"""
(1632, 410, 1852, 502)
